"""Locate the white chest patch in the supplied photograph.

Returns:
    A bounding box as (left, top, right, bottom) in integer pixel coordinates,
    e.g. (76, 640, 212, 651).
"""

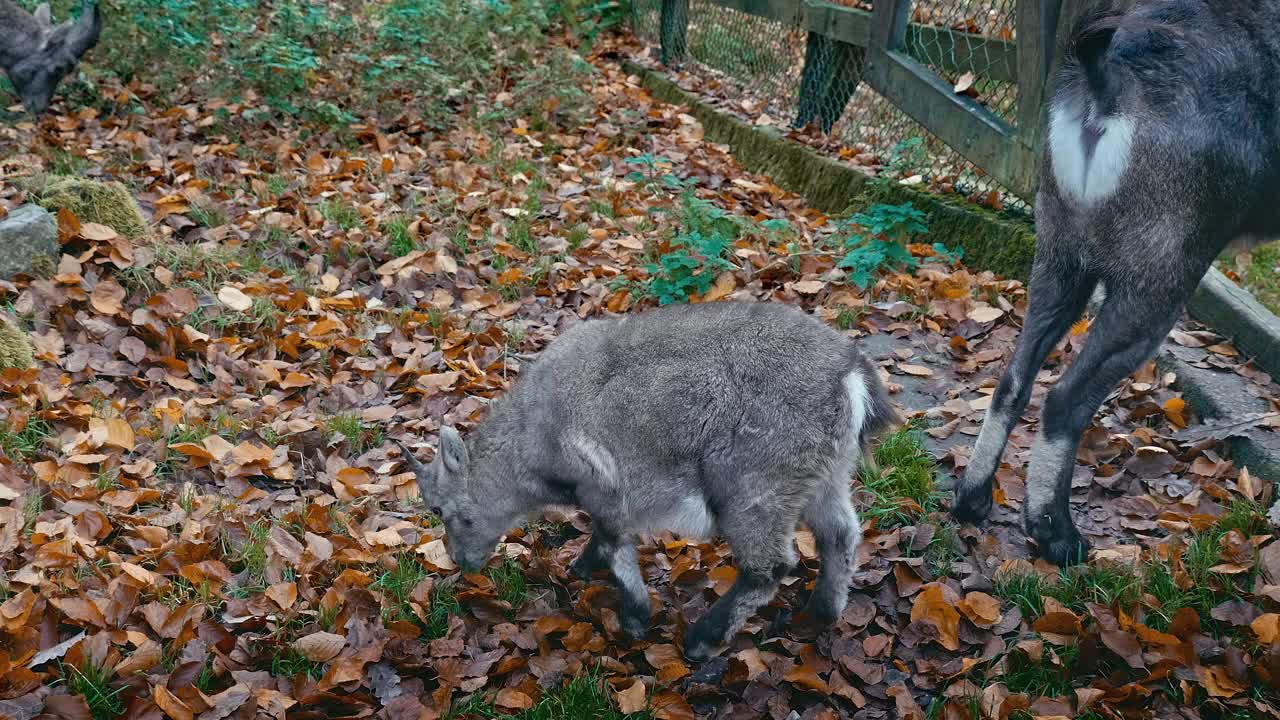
(1049, 105, 1135, 205)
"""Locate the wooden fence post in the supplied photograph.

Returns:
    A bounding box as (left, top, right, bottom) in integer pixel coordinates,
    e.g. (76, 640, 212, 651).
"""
(660, 0, 690, 66)
(793, 32, 865, 133)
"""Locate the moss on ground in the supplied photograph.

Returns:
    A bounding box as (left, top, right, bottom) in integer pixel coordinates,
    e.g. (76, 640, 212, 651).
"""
(0, 315, 33, 370)
(29, 175, 148, 238)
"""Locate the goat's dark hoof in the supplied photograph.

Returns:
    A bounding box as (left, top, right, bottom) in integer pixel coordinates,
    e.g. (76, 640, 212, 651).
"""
(569, 556, 600, 581)
(682, 619, 725, 662)
(1031, 524, 1090, 567)
(801, 596, 843, 627)
(620, 612, 649, 641)
(951, 480, 994, 525)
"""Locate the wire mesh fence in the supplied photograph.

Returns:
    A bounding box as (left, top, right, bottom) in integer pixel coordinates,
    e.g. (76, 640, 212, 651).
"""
(628, 0, 1033, 210)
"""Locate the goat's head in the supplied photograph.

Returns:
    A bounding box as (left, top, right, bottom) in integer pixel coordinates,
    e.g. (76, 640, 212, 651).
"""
(395, 429, 522, 572)
(3, 0, 101, 114)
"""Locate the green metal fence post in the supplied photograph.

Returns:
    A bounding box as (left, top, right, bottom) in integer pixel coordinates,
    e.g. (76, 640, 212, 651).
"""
(660, 0, 690, 65)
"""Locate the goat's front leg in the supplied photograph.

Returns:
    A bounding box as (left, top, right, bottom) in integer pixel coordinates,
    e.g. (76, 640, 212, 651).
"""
(607, 541, 652, 640)
(570, 530, 613, 580)
(954, 213, 1095, 525)
(1025, 290, 1179, 566)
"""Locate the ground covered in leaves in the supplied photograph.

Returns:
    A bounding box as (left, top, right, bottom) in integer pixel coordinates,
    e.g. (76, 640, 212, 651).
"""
(1, 3, 1280, 719)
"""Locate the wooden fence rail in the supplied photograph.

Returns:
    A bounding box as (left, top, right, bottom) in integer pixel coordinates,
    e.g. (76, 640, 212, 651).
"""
(654, 0, 1086, 203)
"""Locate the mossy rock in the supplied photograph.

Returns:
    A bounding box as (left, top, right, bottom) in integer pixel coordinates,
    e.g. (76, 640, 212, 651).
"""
(0, 315, 34, 371)
(32, 176, 148, 239)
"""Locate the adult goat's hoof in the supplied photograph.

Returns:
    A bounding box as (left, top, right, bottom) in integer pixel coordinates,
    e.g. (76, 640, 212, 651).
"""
(951, 478, 994, 525)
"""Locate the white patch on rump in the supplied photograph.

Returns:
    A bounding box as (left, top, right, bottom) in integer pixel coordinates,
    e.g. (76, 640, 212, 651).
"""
(1049, 104, 1136, 205)
(842, 371, 869, 440)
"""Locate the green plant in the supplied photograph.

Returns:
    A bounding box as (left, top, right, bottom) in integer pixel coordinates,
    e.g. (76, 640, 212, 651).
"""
(643, 195, 739, 305)
(486, 557, 529, 608)
(321, 197, 362, 231)
(558, 0, 630, 48)
(447, 665, 650, 719)
(0, 416, 53, 459)
(884, 136, 929, 178)
(189, 201, 228, 228)
(326, 412, 384, 455)
(834, 202, 934, 288)
(858, 422, 940, 528)
(60, 660, 124, 720)
(384, 216, 417, 257)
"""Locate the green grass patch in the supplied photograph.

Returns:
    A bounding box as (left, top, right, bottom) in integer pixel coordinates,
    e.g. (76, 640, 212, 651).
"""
(994, 500, 1266, 634)
(486, 557, 529, 608)
(859, 422, 942, 528)
(373, 553, 460, 639)
(1236, 241, 1280, 315)
(155, 424, 215, 479)
(447, 665, 651, 719)
(325, 412, 385, 455)
(384, 216, 417, 257)
(995, 564, 1143, 619)
(321, 197, 362, 231)
(0, 417, 53, 459)
(60, 660, 124, 720)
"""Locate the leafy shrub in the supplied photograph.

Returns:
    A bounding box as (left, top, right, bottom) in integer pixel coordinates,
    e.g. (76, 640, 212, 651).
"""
(833, 202, 960, 288)
(643, 195, 739, 305)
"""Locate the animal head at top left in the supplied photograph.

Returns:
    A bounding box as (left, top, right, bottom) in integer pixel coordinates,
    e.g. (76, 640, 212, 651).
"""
(0, 0, 102, 115)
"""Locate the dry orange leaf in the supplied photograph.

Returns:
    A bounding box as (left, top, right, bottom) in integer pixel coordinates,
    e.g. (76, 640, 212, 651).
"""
(910, 583, 960, 651)
(1252, 613, 1279, 644)
(958, 591, 1002, 628)
(614, 679, 648, 714)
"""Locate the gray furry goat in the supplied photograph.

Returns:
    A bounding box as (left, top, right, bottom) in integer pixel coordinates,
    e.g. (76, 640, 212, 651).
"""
(395, 301, 896, 660)
(954, 0, 1280, 566)
(0, 0, 101, 114)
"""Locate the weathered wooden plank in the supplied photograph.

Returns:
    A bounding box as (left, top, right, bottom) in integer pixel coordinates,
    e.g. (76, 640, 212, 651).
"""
(865, 49, 1039, 200)
(1016, 0, 1056, 157)
(870, 0, 913, 52)
(707, 0, 1018, 83)
(704, 0, 802, 24)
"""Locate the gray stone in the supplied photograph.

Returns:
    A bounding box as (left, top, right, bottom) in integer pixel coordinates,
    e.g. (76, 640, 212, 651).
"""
(0, 204, 58, 280)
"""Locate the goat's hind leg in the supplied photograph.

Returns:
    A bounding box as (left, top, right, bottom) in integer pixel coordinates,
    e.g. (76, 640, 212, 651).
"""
(800, 469, 862, 624)
(953, 222, 1095, 525)
(1024, 287, 1182, 566)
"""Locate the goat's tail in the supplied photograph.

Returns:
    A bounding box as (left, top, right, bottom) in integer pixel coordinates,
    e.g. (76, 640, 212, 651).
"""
(1065, 3, 1183, 107)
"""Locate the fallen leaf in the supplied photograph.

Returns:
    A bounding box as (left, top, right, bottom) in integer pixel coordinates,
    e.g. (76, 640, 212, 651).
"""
(911, 583, 960, 651)
(294, 632, 345, 662)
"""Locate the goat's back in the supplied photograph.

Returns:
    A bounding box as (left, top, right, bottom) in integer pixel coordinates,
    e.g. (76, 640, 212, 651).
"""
(513, 301, 892, 473)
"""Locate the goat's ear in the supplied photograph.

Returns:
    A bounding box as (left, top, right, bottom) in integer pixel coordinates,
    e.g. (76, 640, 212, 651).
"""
(392, 439, 435, 501)
(33, 4, 52, 31)
(438, 426, 469, 475)
(57, 1, 100, 58)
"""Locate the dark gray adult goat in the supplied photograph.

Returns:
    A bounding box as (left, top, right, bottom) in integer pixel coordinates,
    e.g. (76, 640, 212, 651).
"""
(953, 0, 1280, 566)
(0, 0, 101, 114)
